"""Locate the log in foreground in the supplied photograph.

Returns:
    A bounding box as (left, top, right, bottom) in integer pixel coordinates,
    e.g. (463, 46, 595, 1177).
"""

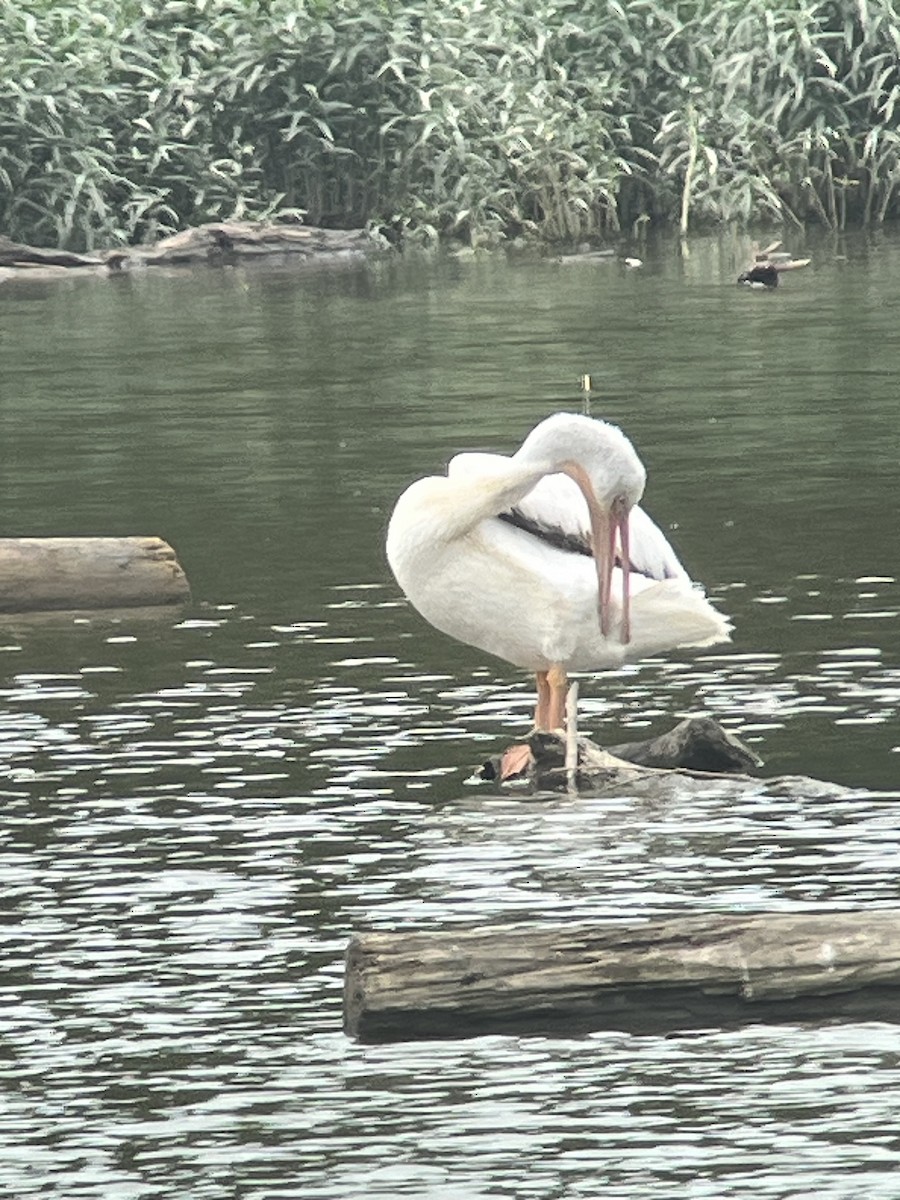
(0, 537, 190, 612)
(345, 911, 900, 1042)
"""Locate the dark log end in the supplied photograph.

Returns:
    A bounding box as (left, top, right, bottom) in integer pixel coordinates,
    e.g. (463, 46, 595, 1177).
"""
(608, 716, 763, 774)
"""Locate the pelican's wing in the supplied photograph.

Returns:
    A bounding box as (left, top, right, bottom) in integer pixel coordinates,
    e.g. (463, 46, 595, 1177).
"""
(496, 470, 689, 581)
(626, 505, 689, 582)
(504, 471, 592, 555)
(448, 453, 689, 581)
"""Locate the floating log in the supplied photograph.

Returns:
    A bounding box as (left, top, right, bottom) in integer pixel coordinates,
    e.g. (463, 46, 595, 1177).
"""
(0, 536, 190, 612)
(481, 716, 763, 789)
(344, 911, 900, 1042)
(0, 235, 104, 269)
(120, 220, 373, 268)
(0, 222, 376, 281)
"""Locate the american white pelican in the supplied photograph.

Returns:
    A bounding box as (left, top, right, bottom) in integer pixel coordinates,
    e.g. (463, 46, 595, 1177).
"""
(386, 412, 730, 732)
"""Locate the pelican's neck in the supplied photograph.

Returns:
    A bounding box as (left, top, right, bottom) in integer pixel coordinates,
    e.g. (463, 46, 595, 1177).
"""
(386, 455, 550, 571)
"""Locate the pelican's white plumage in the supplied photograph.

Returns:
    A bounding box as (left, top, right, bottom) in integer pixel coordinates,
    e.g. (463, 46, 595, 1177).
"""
(386, 412, 730, 730)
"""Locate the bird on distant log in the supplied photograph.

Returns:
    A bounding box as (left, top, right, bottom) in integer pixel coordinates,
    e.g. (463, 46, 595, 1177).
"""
(738, 240, 811, 288)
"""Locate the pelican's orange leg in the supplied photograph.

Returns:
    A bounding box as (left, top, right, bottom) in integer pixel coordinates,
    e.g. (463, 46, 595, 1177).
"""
(534, 670, 551, 730)
(546, 665, 569, 731)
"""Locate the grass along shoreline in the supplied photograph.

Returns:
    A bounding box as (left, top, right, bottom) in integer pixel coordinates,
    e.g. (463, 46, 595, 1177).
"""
(3, 0, 900, 252)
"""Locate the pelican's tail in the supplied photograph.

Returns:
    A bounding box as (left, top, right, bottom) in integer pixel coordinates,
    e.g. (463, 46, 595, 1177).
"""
(626, 579, 731, 659)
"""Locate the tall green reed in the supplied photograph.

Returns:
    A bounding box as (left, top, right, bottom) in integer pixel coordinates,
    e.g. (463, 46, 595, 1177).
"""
(1, 0, 899, 250)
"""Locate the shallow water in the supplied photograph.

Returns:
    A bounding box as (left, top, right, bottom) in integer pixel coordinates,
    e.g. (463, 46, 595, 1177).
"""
(0, 231, 898, 1197)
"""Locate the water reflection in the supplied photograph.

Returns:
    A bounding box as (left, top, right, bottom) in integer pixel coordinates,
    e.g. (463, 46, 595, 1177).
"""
(0, 595, 898, 1195)
(1, 233, 900, 1197)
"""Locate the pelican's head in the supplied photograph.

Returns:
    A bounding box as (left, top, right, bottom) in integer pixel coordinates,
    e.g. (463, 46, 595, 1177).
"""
(517, 412, 647, 643)
(517, 412, 645, 506)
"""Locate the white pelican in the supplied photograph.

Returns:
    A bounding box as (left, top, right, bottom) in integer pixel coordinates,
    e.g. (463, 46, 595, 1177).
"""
(386, 412, 730, 732)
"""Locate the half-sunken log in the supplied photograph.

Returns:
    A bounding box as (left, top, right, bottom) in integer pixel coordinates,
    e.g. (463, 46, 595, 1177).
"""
(344, 911, 900, 1042)
(480, 717, 763, 787)
(0, 537, 190, 612)
(606, 715, 762, 772)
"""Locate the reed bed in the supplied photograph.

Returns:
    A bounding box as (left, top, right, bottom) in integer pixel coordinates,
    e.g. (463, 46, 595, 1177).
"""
(2, 0, 899, 250)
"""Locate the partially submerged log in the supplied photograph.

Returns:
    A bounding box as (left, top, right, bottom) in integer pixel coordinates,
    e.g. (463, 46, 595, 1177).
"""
(608, 716, 763, 772)
(0, 235, 104, 269)
(344, 911, 900, 1042)
(0, 221, 376, 282)
(131, 220, 372, 266)
(0, 537, 190, 612)
(481, 716, 763, 789)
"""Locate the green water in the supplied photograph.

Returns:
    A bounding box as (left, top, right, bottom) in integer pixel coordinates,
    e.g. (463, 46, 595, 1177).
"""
(0, 232, 898, 1199)
(1, 234, 897, 786)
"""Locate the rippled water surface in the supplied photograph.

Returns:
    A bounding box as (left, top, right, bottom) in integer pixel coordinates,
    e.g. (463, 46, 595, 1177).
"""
(1, 233, 899, 1197)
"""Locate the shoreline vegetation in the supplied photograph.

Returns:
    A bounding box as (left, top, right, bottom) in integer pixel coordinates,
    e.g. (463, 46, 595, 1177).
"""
(3, 1, 900, 254)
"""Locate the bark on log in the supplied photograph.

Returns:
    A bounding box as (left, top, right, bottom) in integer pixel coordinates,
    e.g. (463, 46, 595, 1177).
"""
(0, 537, 190, 612)
(344, 911, 900, 1042)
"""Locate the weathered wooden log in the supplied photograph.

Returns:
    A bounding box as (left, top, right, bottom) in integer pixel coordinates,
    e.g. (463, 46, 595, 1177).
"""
(0, 537, 190, 612)
(0, 235, 104, 269)
(480, 717, 763, 788)
(344, 911, 900, 1042)
(0, 223, 376, 280)
(129, 220, 373, 266)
